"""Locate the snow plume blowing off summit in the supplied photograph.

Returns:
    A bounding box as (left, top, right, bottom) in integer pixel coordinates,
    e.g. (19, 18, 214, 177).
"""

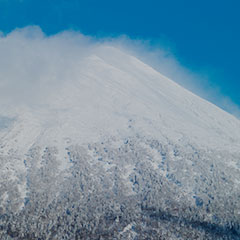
(0, 26, 240, 239)
(0, 26, 239, 118)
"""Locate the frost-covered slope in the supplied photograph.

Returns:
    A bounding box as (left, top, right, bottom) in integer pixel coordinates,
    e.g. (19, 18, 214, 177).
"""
(0, 46, 240, 156)
(0, 46, 240, 239)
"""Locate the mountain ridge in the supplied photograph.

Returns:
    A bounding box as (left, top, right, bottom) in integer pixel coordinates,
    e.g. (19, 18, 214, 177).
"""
(0, 46, 239, 156)
(0, 46, 240, 239)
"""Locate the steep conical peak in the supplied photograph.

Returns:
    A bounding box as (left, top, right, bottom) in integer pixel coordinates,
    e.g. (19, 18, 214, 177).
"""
(0, 46, 240, 157)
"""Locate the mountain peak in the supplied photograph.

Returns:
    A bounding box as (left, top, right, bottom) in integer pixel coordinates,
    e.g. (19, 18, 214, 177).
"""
(0, 47, 240, 157)
(1, 45, 240, 239)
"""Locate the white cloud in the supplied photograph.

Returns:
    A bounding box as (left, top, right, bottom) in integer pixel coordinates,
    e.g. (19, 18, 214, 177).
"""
(0, 26, 95, 105)
(0, 26, 239, 118)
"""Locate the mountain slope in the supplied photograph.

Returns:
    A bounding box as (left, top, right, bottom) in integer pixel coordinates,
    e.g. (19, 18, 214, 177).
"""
(1, 46, 240, 155)
(0, 46, 240, 239)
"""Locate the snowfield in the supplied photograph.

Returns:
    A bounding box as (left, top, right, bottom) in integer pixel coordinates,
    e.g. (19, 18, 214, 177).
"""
(0, 46, 240, 239)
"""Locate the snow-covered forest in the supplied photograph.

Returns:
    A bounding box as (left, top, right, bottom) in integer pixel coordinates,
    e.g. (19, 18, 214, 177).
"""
(0, 133, 240, 239)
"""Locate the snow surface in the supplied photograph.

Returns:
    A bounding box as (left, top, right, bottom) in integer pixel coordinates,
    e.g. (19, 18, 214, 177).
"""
(0, 46, 239, 159)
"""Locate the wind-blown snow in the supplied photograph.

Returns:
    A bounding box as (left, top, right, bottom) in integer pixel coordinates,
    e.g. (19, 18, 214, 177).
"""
(0, 46, 239, 157)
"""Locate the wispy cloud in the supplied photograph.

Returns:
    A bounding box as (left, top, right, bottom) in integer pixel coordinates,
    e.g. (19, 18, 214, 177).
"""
(104, 35, 240, 119)
(0, 26, 239, 118)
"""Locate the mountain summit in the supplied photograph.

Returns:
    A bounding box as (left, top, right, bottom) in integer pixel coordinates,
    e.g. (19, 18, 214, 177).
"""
(0, 46, 240, 239)
(1, 46, 239, 155)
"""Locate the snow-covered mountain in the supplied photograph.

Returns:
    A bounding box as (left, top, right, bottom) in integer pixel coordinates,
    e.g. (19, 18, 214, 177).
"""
(0, 46, 240, 239)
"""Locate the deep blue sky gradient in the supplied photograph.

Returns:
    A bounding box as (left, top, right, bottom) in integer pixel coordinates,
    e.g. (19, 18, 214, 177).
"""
(0, 0, 239, 107)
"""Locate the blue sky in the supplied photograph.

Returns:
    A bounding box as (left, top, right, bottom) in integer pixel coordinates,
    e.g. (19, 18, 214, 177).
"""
(0, 0, 239, 112)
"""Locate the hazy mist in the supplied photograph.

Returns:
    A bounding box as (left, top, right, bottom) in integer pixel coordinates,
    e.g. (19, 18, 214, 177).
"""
(0, 26, 239, 118)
